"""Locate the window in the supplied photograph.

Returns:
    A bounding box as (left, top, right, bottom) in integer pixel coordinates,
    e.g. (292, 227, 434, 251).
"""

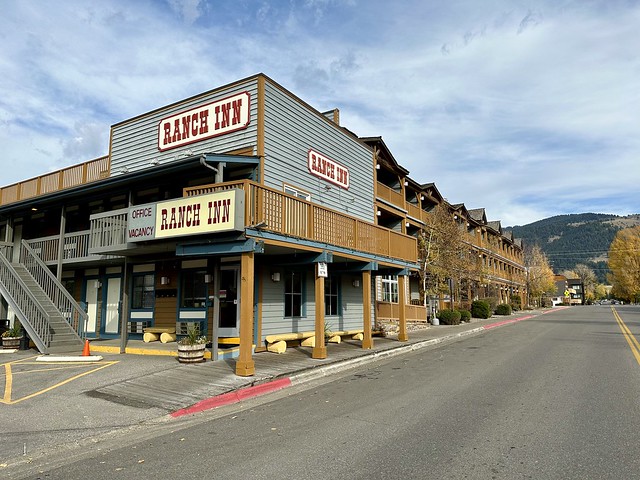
(284, 271, 303, 317)
(325, 274, 340, 314)
(325, 275, 340, 316)
(181, 270, 207, 308)
(132, 273, 155, 309)
(283, 183, 311, 201)
(381, 275, 398, 303)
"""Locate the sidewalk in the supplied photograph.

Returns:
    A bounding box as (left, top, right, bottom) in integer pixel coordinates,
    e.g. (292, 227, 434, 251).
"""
(93, 311, 543, 416)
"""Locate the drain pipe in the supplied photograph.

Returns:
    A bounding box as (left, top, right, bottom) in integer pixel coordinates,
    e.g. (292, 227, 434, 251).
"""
(200, 155, 225, 183)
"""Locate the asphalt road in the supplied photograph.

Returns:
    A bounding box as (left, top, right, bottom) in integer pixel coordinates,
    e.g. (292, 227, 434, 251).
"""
(6, 305, 640, 479)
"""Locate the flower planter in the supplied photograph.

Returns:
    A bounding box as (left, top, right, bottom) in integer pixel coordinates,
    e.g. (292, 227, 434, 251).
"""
(177, 343, 206, 363)
(2, 336, 22, 349)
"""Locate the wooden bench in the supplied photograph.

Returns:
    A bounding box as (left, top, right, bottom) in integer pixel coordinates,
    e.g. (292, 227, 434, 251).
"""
(143, 327, 177, 343)
(264, 330, 365, 353)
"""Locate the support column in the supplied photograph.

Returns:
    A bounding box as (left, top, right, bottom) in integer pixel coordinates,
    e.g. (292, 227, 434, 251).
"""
(312, 270, 327, 359)
(362, 270, 373, 349)
(236, 251, 255, 376)
(398, 275, 408, 342)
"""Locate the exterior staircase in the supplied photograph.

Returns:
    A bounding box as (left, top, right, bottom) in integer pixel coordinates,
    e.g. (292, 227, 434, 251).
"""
(0, 241, 86, 354)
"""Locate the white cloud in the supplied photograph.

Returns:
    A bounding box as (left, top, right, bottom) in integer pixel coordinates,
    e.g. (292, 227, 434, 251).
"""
(0, 0, 638, 226)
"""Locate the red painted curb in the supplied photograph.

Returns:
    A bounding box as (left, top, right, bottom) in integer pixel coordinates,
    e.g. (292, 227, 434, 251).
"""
(483, 314, 534, 330)
(171, 377, 292, 417)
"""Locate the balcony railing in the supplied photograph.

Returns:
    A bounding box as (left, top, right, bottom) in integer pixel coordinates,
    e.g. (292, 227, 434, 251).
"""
(376, 182, 405, 210)
(185, 180, 417, 263)
(25, 230, 121, 266)
(0, 156, 110, 206)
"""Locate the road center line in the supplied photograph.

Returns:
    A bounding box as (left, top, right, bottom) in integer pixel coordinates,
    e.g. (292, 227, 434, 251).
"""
(612, 307, 640, 365)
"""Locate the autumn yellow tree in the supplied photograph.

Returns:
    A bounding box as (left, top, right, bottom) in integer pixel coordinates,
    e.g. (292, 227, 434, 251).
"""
(525, 244, 557, 307)
(608, 226, 640, 302)
(417, 204, 467, 307)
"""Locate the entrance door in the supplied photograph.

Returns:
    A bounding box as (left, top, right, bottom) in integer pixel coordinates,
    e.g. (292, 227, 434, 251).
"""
(102, 276, 121, 336)
(84, 279, 99, 337)
(218, 266, 239, 337)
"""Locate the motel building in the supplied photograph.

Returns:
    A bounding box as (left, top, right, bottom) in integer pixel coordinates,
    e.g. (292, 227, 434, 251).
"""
(0, 74, 526, 376)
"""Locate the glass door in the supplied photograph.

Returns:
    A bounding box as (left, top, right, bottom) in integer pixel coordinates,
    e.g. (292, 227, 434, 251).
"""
(217, 266, 239, 337)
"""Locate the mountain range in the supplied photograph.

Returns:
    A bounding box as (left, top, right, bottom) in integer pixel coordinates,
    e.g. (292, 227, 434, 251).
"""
(505, 213, 640, 283)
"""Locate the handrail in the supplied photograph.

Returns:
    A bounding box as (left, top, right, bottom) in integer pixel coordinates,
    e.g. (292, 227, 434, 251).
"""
(0, 250, 52, 351)
(20, 240, 87, 339)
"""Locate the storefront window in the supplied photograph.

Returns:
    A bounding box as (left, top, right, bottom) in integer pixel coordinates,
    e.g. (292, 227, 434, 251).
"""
(325, 275, 339, 316)
(181, 270, 207, 308)
(284, 271, 303, 317)
(132, 273, 155, 309)
(381, 275, 399, 303)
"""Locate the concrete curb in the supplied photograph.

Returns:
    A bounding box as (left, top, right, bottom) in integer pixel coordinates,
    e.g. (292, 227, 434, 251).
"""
(290, 327, 485, 385)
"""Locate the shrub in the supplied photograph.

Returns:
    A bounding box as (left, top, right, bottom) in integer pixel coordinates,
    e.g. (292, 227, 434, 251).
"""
(471, 300, 491, 319)
(495, 303, 512, 316)
(436, 309, 462, 325)
(509, 295, 522, 311)
(481, 297, 499, 312)
(459, 310, 471, 323)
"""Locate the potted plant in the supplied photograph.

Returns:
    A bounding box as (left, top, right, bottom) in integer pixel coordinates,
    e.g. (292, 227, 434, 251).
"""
(176, 324, 207, 363)
(2, 321, 23, 349)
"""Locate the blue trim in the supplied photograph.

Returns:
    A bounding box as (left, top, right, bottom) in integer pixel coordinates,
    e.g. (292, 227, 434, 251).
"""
(176, 239, 264, 256)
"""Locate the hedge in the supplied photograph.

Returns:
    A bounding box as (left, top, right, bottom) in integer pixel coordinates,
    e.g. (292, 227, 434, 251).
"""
(471, 300, 491, 319)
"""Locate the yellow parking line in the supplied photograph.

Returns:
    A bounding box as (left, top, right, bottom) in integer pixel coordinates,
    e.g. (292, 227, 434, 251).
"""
(0, 359, 119, 405)
(612, 307, 640, 365)
(3, 363, 12, 403)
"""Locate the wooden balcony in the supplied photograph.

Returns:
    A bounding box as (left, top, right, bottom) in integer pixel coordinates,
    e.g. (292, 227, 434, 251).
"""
(376, 182, 405, 210)
(185, 180, 417, 263)
(0, 156, 110, 206)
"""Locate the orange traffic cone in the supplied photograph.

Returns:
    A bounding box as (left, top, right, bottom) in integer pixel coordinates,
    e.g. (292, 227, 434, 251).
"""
(81, 339, 91, 356)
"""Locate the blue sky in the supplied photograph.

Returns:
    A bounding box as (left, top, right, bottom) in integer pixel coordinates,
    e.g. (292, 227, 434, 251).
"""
(1, 0, 638, 226)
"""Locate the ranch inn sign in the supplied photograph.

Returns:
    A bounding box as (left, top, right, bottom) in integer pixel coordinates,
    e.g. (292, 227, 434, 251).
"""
(157, 91, 251, 151)
(127, 190, 245, 242)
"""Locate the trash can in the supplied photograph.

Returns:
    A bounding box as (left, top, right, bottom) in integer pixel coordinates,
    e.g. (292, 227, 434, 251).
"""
(20, 328, 30, 350)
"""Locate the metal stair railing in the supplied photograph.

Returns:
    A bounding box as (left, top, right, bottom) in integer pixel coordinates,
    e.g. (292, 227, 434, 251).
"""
(0, 249, 51, 352)
(20, 240, 87, 340)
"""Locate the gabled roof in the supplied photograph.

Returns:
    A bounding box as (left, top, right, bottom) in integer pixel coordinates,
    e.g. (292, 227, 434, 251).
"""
(468, 208, 487, 224)
(419, 182, 445, 204)
(360, 136, 409, 176)
(487, 220, 502, 234)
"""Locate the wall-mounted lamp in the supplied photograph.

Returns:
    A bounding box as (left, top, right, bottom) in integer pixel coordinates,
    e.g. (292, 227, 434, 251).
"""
(404, 181, 408, 186)
(405, 222, 410, 228)
(420, 195, 425, 201)
(160, 276, 170, 285)
(204, 274, 214, 284)
(453, 214, 458, 220)
(271, 272, 281, 282)
(376, 210, 381, 216)
(352, 279, 360, 288)
(375, 163, 381, 170)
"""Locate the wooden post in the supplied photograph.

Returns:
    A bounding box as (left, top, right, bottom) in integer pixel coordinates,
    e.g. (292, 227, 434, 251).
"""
(398, 275, 408, 341)
(362, 270, 373, 349)
(236, 251, 255, 376)
(312, 266, 327, 359)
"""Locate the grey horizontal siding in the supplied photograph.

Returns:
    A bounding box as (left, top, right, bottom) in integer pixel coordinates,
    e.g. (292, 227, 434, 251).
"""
(263, 80, 374, 222)
(110, 80, 259, 176)
(259, 269, 374, 343)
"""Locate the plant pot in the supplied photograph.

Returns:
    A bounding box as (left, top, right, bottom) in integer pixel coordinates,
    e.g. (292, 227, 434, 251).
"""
(177, 343, 206, 363)
(2, 336, 22, 349)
